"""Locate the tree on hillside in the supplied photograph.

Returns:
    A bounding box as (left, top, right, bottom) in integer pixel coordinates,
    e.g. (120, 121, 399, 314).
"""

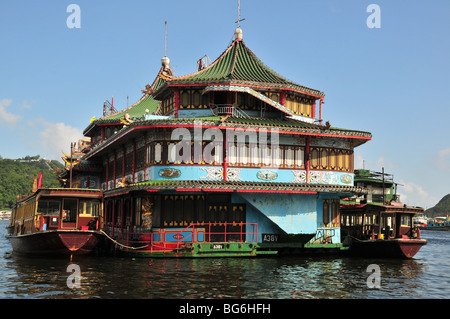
(425, 194, 450, 218)
(0, 156, 61, 209)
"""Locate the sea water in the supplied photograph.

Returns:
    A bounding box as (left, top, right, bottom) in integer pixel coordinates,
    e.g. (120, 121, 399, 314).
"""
(0, 219, 449, 299)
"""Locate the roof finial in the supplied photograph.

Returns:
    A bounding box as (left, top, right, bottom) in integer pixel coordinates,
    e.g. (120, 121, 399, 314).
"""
(234, 0, 245, 40)
(161, 20, 170, 68)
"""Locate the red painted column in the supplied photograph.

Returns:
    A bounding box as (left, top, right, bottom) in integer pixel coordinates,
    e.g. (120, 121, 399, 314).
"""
(122, 146, 126, 180)
(280, 90, 286, 106)
(132, 140, 136, 183)
(305, 137, 311, 184)
(319, 99, 323, 124)
(105, 159, 109, 190)
(311, 99, 316, 119)
(223, 129, 228, 181)
(174, 88, 180, 118)
(111, 200, 116, 236)
(113, 152, 117, 188)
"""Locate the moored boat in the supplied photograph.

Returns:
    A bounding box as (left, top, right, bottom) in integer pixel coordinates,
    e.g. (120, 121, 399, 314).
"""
(340, 169, 427, 259)
(340, 203, 427, 258)
(7, 188, 105, 256)
(418, 217, 450, 231)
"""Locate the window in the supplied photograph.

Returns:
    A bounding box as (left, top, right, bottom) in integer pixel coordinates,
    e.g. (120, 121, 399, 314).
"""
(331, 199, 340, 227)
(323, 200, 330, 227)
(37, 200, 60, 216)
(79, 200, 100, 217)
(401, 215, 411, 226)
(167, 142, 178, 164)
(62, 198, 78, 223)
(179, 90, 208, 109)
(285, 146, 295, 168)
(310, 147, 353, 172)
(261, 145, 272, 166)
(294, 147, 304, 168)
(228, 143, 237, 165)
(272, 146, 281, 167)
(154, 143, 162, 163)
(251, 144, 260, 166)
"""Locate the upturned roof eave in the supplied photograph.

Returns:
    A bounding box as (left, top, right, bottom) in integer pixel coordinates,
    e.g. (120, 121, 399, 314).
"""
(103, 180, 368, 197)
(84, 117, 371, 160)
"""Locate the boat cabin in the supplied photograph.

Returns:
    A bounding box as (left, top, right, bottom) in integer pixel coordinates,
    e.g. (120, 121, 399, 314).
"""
(9, 188, 103, 236)
(340, 202, 423, 241)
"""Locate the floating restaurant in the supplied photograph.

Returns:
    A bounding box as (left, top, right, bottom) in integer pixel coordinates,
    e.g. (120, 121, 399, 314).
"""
(58, 21, 372, 257)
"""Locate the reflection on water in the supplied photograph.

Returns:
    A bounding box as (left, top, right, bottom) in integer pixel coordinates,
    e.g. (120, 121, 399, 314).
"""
(0, 220, 448, 299)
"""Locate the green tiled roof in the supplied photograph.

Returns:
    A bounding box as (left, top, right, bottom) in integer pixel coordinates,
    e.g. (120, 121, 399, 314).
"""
(103, 94, 159, 121)
(83, 94, 159, 135)
(165, 40, 324, 97)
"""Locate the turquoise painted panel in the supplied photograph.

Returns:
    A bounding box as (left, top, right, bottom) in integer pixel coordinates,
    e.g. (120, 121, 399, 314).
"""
(308, 170, 354, 186)
(146, 166, 223, 181)
(227, 167, 353, 186)
(178, 109, 214, 118)
(232, 194, 281, 243)
(236, 193, 318, 235)
(141, 165, 353, 186)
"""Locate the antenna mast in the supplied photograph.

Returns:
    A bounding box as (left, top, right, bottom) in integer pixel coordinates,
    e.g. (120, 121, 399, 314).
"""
(161, 21, 170, 68)
(234, 0, 245, 40)
(235, 0, 245, 27)
(164, 20, 167, 57)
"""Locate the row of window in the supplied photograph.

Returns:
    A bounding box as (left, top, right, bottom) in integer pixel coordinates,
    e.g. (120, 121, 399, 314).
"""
(144, 141, 308, 168)
(323, 199, 340, 227)
(143, 141, 353, 171)
(341, 214, 412, 227)
(104, 142, 354, 182)
(163, 90, 315, 116)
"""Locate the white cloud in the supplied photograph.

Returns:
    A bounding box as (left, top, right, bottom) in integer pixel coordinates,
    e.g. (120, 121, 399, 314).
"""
(353, 152, 398, 171)
(375, 155, 399, 170)
(35, 118, 84, 161)
(20, 100, 33, 110)
(397, 179, 438, 209)
(354, 152, 365, 169)
(0, 99, 22, 125)
(436, 147, 450, 172)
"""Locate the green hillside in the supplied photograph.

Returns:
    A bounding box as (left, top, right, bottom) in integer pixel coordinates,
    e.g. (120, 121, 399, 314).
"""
(425, 194, 450, 218)
(0, 156, 64, 209)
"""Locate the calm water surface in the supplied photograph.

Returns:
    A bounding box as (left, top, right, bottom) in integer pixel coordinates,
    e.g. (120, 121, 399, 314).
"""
(1, 219, 449, 299)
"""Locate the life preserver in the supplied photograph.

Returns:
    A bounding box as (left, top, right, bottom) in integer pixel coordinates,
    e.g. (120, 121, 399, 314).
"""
(35, 215, 41, 231)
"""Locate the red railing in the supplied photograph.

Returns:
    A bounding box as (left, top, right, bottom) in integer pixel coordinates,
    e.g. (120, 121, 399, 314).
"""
(105, 222, 258, 251)
(174, 222, 258, 246)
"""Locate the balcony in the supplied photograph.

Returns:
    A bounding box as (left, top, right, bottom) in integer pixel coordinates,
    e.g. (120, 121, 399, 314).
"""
(210, 104, 249, 118)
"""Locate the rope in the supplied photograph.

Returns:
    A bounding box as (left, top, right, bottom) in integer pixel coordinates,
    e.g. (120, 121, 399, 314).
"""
(100, 230, 150, 250)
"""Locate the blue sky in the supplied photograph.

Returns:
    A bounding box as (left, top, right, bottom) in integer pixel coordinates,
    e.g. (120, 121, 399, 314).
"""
(1, 0, 449, 209)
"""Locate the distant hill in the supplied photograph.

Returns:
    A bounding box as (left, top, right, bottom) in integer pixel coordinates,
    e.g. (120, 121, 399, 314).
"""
(425, 194, 450, 218)
(0, 156, 64, 209)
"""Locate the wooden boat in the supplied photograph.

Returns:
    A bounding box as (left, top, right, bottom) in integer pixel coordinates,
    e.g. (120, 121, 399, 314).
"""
(7, 188, 105, 256)
(340, 202, 427, 259)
